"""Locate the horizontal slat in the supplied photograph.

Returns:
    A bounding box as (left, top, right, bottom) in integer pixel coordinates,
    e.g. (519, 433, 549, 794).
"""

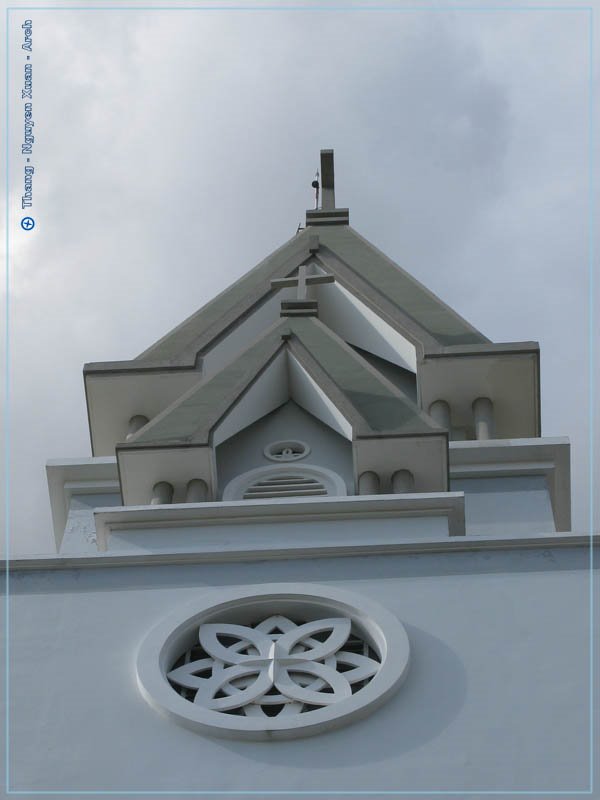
(244, 485, 325, 495)
(252, 480, 320, 490)
(243, 488, 327, 499)
(253, 476, 318, 485)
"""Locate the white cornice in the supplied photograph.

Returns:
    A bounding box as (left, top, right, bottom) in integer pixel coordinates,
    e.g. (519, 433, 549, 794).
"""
(8, 531, 597, 572)
(93, 492, 466, 552)
(46, 457, 119, 551)
(449, 437, 570, 531)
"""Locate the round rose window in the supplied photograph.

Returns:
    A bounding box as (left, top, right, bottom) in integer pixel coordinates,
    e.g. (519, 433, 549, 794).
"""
(136, 584, 410, 740)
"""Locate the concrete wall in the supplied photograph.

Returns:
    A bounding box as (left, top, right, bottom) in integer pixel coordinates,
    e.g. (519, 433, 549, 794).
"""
(60, 492, 122, 555)
(4, 545, 594, 796)
(451, 475, 556, 535)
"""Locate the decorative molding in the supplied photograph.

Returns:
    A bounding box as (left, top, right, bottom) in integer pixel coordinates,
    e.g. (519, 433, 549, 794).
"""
(93, 491, 465, 552)
(136, 584, 410, 740)
(9, 532, 596, 572)
(263, 440, 311, 462)
(168, 617, 380, 716)
(418, 346, 540, 440)
(449, 437, 571, 532)
(99, 492, 462, 534)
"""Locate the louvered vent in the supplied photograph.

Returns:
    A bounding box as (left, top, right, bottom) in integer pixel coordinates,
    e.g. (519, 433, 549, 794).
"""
(242, 474, 328, 500)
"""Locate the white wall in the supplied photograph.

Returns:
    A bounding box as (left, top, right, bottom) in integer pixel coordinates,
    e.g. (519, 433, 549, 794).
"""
(60, 492, 121, 554)
(3, 545, 594, 795)
(451, 475, 556, 535)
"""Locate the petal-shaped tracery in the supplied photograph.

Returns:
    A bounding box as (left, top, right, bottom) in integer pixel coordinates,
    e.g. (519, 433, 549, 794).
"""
(255, 616, 298, 636)
(167, 658, 214, 689)
(199, 623, 272, 665)
(194, 664, 273, 711)
(277, 618, 351, 662)
(167, 614, 381, 720)
(334, 650, 381, 684)
(275, 660, 353, 706)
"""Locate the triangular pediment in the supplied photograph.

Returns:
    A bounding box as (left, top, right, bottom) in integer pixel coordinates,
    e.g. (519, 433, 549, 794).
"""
(134, 223, 488, 368)
(119, 317, 442, 452)
(85, 221, 488, 380)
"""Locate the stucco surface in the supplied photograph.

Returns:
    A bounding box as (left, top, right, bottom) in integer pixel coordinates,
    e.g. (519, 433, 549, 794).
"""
(3, 546, 595, 796)
(451, 475, 556, 535)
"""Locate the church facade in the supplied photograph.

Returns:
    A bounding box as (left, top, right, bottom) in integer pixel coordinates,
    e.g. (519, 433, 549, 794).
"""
(6, 151, 594, 795)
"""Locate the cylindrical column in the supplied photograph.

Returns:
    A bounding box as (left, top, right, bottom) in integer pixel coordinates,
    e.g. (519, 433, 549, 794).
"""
(185, 479, 208, 503)
(473, 397, 495, 440)
(150, 481, 174, 505)
(428, 399, 451, 430)
(392, 469, 415, 494)
(126, 414, 149, 441)
(358, 471, 380, 495)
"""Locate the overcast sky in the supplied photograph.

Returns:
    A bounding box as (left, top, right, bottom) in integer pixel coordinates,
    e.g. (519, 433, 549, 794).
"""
(2, 1, 598, 555)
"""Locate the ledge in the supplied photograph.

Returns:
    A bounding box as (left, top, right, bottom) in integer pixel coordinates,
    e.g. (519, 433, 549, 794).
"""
(422, 341, 540, 358)
(46, 457, 119, 551)
(448, 437, 570, 532)
(306, 208, 350, 226)
(7, 531, 597, 572)
(94, 492, 466, 552)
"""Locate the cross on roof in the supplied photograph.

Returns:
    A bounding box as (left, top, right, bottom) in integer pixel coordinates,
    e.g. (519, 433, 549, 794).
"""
(320, 149, 335, 210)
(271, 264, 334, 301)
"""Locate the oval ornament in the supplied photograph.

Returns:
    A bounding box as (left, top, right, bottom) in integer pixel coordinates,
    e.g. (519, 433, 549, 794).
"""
(263, 440, 310, 462)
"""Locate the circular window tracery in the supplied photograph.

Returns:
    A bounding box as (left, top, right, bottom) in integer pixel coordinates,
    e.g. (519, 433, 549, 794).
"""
(136, 584, 410, 740)
(167, 614, 381, 719)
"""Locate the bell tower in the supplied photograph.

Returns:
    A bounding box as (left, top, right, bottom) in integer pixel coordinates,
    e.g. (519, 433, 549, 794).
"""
(13, 148, 586, 792)
(47, 148, 569, 553)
